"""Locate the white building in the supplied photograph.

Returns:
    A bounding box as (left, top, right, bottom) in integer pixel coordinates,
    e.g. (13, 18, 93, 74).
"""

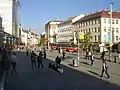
(0, 0, 20, 37)
(20, 29, 40, 47)
(57, 14, 85, 43)
(45, 20, 63, 44)
(73, 10, 120, 44)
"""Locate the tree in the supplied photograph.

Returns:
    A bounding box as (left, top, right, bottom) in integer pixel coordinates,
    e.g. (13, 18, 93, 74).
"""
(70, 37, 74, 47)
(80, 33, 91, 51)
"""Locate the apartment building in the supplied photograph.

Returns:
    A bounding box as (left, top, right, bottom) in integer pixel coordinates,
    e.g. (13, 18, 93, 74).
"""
(73, 10, 120, 44)
(57, 14, 85, 43)
(45, 20, 63, 44)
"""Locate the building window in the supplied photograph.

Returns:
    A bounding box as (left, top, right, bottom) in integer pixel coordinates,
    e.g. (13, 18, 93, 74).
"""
(108, 19, 110, 24)
(98, 27, 100, 32)
(92, 21, 93, 25)
(95, 36, 97, 41)
(104, 27, 106, 32)
(116, 28, 119, 33)
(112, 19, 114, 24)
(108, 27, 110, 32)
(104, 19, 106, 23)
(116, 36, 118, 41)
(112, 28, 114, 32)
(95, 20, 97, 24)
(116, 20, 119, 24)
(95, 28, 97, 32)
(88, 21, 90, 25)
(98, 35, 100, 41)
(89, 28, 90, 33)
(91, 28, 93, 32)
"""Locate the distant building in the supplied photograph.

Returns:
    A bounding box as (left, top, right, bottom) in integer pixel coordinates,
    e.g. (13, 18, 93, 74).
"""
(45, 20, 63, 46)
(0, 0, 20, 37)
(57, 14, 85, 43)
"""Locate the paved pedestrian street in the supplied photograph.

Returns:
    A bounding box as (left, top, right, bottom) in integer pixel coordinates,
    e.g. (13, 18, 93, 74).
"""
(5, 50, 120, 90)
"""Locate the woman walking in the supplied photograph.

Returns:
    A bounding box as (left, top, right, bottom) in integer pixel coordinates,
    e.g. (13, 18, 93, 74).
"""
(11, 52, 17, 76)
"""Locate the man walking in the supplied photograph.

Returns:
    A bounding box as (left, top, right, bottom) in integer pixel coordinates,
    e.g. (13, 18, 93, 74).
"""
(100, 51, 110, 78)
(31, 51, 37, 68)
(11, 52, 17, 75)
(37, 51, 43, 68)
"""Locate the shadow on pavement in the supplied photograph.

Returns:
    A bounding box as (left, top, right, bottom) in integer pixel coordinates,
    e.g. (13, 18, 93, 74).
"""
(87, 70, 100, 77)
(80, 61, 90, 66)
(4, 51, 120, 90)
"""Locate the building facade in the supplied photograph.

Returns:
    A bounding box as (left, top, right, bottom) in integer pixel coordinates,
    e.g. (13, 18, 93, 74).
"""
(45, 20, 63, 44)
(73, 10, 120, 44)
(57, 14, 85, 43)
(0, 0, 20, 37)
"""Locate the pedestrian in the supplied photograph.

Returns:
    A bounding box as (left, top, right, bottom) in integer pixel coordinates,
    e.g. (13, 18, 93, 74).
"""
(37, 51, 43, 68)
(43, 50, 46, 59)
(31, 51, 37, 68)
(62, 50, 65, 59)
(88, 50, 92, 60)
(118, 53, 120, 64)
(1, 49, 11, 82)
(11, 52, 17, 76)
(100, 51, 110, 78)
(55, 56, 61, 68)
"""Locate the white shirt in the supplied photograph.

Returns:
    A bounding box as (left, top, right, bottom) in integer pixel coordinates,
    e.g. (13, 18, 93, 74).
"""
(11, 55, 17, 62)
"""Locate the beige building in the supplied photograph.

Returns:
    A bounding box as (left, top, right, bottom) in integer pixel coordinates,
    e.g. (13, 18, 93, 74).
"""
(45, 20, 63, 44)
(73, 10, 120, 44)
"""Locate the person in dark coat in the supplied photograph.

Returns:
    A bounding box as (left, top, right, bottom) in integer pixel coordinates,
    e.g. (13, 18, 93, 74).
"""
(43, 50, 46, 59)
(55, 56, 61, 68)
(31, 51, 37, 68)
(37, 51, 43, 68)
(62, 51, 65, 59)
(100, 51, 110, 78)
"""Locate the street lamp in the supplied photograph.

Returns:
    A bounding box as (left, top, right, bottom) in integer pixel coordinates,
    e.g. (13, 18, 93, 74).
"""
(109, 0, 114, 61)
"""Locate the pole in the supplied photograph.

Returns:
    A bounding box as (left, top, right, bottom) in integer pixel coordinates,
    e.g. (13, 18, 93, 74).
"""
(48, 26, 49, 50)
(109, 1, 113, 61)
(78, 29, 80, 65)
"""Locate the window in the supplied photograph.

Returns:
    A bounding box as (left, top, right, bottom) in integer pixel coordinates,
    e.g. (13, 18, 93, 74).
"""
(104, 27, 106, 32)
(108, 27, 110, 31)
(116, 36, 118, 41)
(95, 36, 97, 41)
(92, 20, 93, 25)
(91, 36, 93, 40)
(112, 28, 114, 32)
(98, 27, 100, 32)
(91, 28, 93, 32)
(112, 19, 114, 24)
(104, 19, 106, 23)
(81, 29, 82, 32)
(95, 20, 97, 24)
(95, 28, 97, 32)
(116, 28, 119, 33)
(108, 19, 110, 24)
(89, 28, 90, 33)
(98, 35, 100, 41)
(116, 20, 119, 24)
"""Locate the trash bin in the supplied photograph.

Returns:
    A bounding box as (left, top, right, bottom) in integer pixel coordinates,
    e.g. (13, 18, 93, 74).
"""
(73, 58, 78, 67)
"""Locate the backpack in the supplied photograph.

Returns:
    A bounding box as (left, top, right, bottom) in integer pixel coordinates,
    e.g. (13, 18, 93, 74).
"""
(2, 55, 11, 71)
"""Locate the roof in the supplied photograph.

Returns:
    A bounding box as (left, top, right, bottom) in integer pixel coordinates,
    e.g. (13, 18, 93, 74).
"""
(58, 16, 77, 26)
(45, 20, 63, 25)
(74, 10, 120, 24)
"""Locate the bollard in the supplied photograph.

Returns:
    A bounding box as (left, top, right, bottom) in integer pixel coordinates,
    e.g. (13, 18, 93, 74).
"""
(114, 56, 116, 63)
(73, 58, 78, 67)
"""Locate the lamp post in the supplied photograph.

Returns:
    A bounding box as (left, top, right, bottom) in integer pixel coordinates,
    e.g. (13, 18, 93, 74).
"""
(109, 0, 114, 61)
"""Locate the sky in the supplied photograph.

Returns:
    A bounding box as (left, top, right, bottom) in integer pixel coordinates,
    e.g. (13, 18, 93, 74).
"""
(20, 0, 120, 34)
